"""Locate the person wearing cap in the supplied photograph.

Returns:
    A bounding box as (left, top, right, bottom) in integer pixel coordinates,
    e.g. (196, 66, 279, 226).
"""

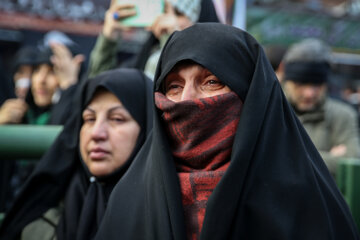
(11, 46, 38, 99)
(281, 38, 360, 176)
(0, 46, 36, 124)
(87, 0, 202, 80)
(0, 42, 84, 125)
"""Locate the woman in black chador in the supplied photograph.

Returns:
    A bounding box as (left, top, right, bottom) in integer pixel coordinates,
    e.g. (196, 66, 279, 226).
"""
(0, 68, 153, 240)
(94, 23, 359, 240)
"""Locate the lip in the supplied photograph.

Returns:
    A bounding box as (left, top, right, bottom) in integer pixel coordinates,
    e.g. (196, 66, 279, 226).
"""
(89, 147, 110, 160)
(36, 89, 48, 96)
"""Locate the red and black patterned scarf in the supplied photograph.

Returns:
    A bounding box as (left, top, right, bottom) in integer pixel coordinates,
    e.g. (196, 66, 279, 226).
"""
(155, 91, 243, 240)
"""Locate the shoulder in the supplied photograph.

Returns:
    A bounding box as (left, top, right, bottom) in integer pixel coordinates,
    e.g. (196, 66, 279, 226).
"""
(21, 206, 63, 240)
(325, 97, 358, 118)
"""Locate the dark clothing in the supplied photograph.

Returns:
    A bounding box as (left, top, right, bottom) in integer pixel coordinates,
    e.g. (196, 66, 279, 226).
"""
(95, 23, 359, 240)
(0, 69, 153, 240)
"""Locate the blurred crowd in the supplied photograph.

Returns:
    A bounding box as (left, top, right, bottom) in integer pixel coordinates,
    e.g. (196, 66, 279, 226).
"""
(0, 0, 359, 239)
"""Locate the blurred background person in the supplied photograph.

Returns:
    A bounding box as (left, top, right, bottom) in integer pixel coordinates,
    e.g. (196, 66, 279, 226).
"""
(87, 0, 209, 80)
(263, 44, 288, 83)
(0, 31, 84, 125)
(280, 38, 360, 177)
(11, 46, 37, 99)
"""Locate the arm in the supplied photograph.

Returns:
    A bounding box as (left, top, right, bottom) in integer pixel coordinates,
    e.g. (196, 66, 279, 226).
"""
(87, 1, 136, 78)
(322, 101, 360, 175)
(87, 34, 119, 78)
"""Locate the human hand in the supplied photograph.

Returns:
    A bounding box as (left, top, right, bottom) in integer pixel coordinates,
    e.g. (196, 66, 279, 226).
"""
(103, 0, 137, 40)
(330, 144, 347, 157)
(50, 43, 85, 90)
(0, 98, 28, 124)
(148, 3, 179, 40)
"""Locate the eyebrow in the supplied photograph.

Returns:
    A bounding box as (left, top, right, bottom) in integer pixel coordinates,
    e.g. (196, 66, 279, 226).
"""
(84, 105, 125, 113)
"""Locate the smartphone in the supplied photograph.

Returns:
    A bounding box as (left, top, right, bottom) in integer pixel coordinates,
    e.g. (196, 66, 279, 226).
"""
(117, 0, 165, 27)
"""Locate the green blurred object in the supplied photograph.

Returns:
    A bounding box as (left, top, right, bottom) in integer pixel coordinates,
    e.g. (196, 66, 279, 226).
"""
(0, 212, 4, 227)
(0, 125, 63, 160)
(336, 158, 360, 231)
(246, 6, 360, 53)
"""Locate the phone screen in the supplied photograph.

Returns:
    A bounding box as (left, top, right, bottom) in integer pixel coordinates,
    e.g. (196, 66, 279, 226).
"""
(117, 0, 165, 27)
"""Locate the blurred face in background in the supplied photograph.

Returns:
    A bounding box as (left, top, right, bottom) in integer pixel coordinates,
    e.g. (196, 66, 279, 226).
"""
(80, 90, 141, 177)
(284, 80, 327, 112)
(13, 64, 33, 99)
(31, 64, 59, 107)
(151, 2, 193, 40)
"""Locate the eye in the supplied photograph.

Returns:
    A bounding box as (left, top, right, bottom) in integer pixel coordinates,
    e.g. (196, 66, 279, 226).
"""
(83, 116, 95, 123)
(207, 80, 220, 85)
(167, 83, 182, 90)
(203, 78, 225, 90)
(33, 66, 40, 73)
(111, 117, 125, 123)
(82, 111, 95, 123)
(165, 79, 184, 96)
(109, 113, 126, 123)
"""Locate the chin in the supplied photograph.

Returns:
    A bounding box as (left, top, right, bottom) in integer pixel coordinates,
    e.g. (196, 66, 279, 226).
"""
(298, 106, 316, 113)
(35, 99, 51, 107)
(89, 167, 111, 178)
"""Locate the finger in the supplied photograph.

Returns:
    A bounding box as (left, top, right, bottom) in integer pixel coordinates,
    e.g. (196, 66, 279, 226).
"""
(113, 8, 137, 20)
(111, 3, 136, 12)
(73, 54, 85, 66)
(50, 56, 59, 66)
(165, 1, 175, 15)
(150, 16, 161, 37)
(110, 0, 117, 7)
(50, 56, 63, 72)
(51, 43, 72, 59)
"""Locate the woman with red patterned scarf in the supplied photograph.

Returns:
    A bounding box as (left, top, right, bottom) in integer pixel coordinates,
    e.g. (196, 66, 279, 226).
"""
(95, 23, 360, 240)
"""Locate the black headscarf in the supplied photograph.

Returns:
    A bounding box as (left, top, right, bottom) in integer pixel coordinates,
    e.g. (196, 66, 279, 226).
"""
(95, 23, 360, 239)
(0, 68, 153, 240)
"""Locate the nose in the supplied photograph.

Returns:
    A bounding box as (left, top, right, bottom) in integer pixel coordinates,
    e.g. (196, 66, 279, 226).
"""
(36, 68, 48, 85)
(302, 86, 318, 98)
(91, 120, 108, 141)
(180, 83, 200, 101)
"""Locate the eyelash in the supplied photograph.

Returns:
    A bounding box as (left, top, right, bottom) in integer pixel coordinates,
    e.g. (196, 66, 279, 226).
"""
(83, 117, 95, 123)
(82, 116, 126, 123)
(111, 117, 125, 122)
(207, 79, 219, 84)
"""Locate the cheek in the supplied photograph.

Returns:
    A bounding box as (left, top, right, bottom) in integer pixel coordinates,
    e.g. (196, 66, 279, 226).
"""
(114, 125, 140, 148)
(31, 75, 40, 88)
(47, 76, 59, 91)
(207, 86, 232, 97)
(286, 85, 300, 99)
(79, 127, 89, 161)
(111, 124, 141, 164)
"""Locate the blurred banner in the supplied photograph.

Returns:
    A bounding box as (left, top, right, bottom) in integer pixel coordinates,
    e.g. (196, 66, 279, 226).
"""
(0, 0, 110, 35)
(247, 6, 360, 53)
(0, 0, 108, 22)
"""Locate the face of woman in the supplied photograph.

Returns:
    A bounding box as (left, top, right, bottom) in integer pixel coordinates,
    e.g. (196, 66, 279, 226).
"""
(80, 90, 141, 177)
(164, 63, 231, 102)
(31, 64, 59, 107)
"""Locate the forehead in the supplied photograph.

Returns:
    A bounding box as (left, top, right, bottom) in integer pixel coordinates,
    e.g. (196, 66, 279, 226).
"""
(169, 61, 210, 75)
(86, 90, 122, 109)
